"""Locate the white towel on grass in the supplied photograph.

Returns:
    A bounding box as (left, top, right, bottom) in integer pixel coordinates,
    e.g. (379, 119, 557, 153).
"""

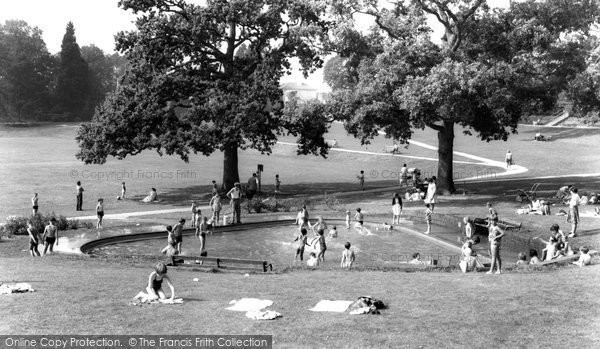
(245, 310, 282, 320)
(309, 300, 353, 312)
(0, 283, 35, 294)
(226, 298, 273, 312)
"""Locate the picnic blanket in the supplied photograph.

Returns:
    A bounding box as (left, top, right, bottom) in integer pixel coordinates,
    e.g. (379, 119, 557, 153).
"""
(309, 300, 353, 312)
(226, 298, 273, 312)
(0, 283, 35, 294)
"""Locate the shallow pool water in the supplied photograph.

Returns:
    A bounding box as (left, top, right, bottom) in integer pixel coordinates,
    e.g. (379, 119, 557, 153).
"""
(92, 221, 461, 269)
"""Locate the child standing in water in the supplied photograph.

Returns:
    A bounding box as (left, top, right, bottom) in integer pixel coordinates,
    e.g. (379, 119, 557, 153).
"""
(96, 199, 104, 229)
(146, 262, 175, 301)
(209, 193, 222, 227)
(294, 228, 308, 262)
(316, 229, 327, 262)
(191, 202, 198, 228)
(341, 242, 355, 268)
(196, 216, 209, 255)
(345, 210, 351, 229)
(353, 208, 364, 234)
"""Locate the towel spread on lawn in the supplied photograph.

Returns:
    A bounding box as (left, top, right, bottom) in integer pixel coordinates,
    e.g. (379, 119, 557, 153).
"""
(129, 291, 184, 306)
(309, 300, 354, 312)
(0, 283, 35, 294)
(226, 298, 273, 312)
(227, 298, 281, 320)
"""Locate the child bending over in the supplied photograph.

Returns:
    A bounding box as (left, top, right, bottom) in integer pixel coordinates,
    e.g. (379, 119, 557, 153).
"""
(146, 262, 175, 301)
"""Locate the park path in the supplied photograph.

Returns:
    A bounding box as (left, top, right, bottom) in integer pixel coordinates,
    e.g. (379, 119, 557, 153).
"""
(70, 139, 528, 221)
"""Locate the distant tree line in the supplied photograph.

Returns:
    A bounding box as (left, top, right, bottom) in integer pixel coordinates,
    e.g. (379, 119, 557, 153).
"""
(0, 20, 126, 121)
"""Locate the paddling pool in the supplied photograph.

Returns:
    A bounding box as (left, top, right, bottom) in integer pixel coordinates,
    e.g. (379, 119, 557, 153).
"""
(88, 220, 461, 269)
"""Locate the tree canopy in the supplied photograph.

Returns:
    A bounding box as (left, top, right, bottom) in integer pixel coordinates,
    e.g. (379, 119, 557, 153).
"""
(76, 0, 331, 189)
(0, 20, 54, 121)
(325, 0, 599, 193)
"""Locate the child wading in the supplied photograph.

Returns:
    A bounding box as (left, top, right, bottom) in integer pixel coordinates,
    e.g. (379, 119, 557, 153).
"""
(294, 228, 308, 262)
(341, 242, 355, 268)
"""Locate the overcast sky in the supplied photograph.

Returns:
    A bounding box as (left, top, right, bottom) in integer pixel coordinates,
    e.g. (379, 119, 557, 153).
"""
(0, 0, 510, 87)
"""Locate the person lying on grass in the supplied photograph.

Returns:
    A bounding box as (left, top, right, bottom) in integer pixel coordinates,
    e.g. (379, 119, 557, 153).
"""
(146, 262, 175, 301)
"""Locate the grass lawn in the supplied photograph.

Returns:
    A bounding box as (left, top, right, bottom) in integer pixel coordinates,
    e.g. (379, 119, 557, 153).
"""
(1, 250, 599, 348)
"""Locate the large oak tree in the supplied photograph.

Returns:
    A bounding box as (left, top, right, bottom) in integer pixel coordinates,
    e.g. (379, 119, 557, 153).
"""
(326, 0, 599, 194)
(76, 0, 330, 189)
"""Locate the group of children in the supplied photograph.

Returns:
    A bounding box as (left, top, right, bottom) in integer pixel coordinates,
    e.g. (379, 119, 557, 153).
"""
(293, 208, 356, 268)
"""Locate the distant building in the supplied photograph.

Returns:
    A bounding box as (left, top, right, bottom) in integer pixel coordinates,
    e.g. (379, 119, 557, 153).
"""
(280, 82, 330, 103)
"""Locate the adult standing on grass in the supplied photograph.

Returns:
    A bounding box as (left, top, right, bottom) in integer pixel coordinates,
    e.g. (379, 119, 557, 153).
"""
(247, 173, 258, 199)
(76, 181, 84, 211)
(227, 182, 242, 224)
(42, 218, 58, 256)
(392, 193, 403, 225)
(424, 176, 437, 211)
(31, 193, 38, 216)
(399, 164, 408, 186)
(487, 218, 505, 275)
(172, 218, 185, 254)
(505, 150, 513, 170)
(567, 187, 580, 238)
(357, 170, 365, 191)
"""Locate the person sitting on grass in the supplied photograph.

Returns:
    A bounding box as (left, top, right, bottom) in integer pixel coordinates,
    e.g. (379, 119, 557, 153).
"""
(146, 262, 175, 301)
(294, 228, 309, 262)
(573, 246, 592, 267)
(307, 252, 319, 267)
(341, 242, 355, 269)
(516, 252, 529, 267)
(529, 249, 541, 264)
(141, 188, 158, 202)
(27, 222, 41, 257)
(409, 252, 425, 265)
(528, 196, 543, 215)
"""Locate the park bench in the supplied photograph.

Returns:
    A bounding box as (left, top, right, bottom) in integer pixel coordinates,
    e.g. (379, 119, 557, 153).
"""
(171, 255, 273, 272)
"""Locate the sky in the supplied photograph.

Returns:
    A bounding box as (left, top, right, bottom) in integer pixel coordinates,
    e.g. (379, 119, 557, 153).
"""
(0, 0, 511, 87)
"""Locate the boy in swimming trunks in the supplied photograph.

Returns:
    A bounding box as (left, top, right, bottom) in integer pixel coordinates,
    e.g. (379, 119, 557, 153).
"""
(316, 229, 327, 262)
(42, 218, 58, 256)
(172, 218, 185, 254)
(96, 198, 104, 229)
(146, 262, 175, 301)
(161, 225, 177, 255)
(31, 193, 38, 216)
(27, 222, 41, 257)
(354, 208, 364, 234)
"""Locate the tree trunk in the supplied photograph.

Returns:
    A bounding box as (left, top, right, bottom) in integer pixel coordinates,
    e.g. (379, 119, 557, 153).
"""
(436, 120, 455, 195)
(223, 143, 240, 192)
